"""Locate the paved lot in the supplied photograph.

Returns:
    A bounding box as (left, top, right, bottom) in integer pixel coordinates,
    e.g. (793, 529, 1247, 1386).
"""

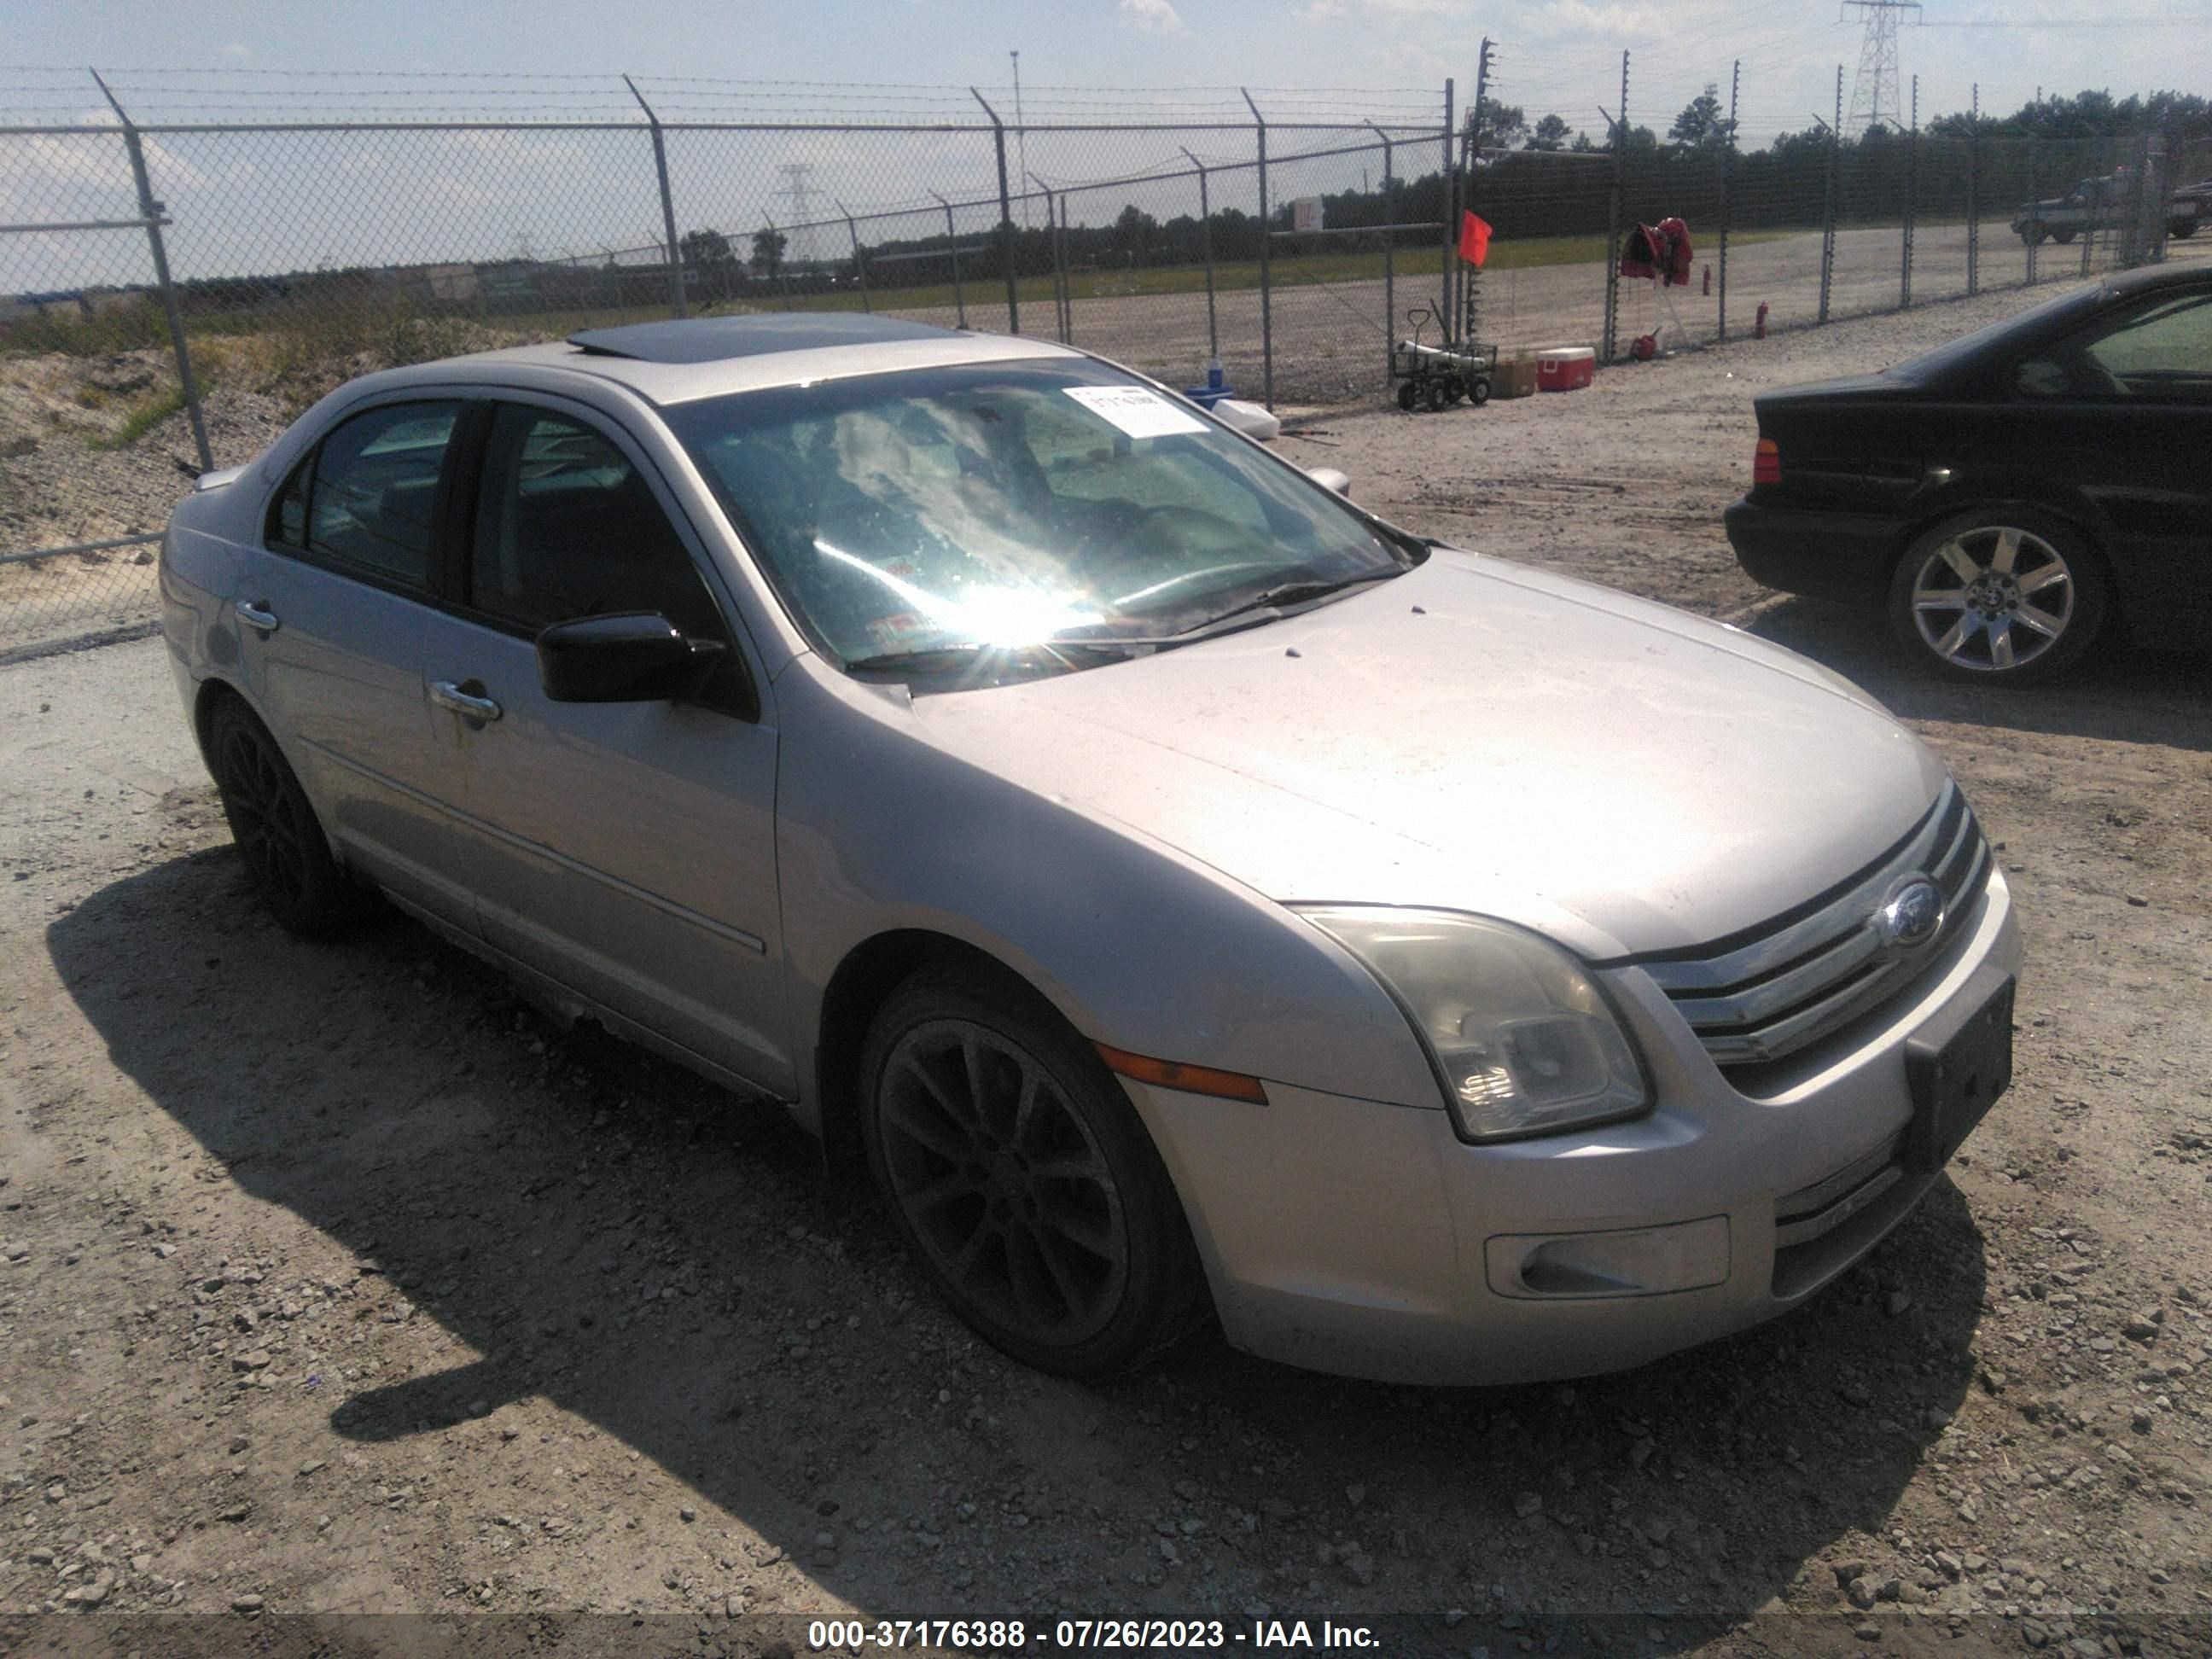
(3, 282, 2210, 1657)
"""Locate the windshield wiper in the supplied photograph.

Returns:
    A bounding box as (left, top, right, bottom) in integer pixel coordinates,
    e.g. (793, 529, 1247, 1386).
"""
(842, 639, 1139, 678)
(1175, 567, 1405, 633)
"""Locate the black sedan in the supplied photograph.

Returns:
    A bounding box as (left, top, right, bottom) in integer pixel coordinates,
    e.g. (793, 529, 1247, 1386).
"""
(1724, 262, 2211, 683)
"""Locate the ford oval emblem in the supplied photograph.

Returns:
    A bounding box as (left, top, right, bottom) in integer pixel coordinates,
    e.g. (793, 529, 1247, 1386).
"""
(1876, 876, 1946, 952)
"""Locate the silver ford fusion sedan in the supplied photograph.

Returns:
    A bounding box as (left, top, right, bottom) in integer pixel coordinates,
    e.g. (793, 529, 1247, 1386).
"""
(160, 313, 2019, 1385)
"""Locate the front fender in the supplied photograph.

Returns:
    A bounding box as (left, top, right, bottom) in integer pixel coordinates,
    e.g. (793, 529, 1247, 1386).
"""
(773, 663, 1441, 1127)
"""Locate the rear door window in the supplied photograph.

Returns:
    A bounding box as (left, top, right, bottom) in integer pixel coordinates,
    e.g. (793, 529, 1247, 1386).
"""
(273, 402, 460, 588)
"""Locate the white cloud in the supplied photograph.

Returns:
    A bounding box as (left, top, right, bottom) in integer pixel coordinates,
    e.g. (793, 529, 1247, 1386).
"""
(1298, 0, 1348, 17)
(221, 42, 251, 59)
(1118, 0, 1186, 32)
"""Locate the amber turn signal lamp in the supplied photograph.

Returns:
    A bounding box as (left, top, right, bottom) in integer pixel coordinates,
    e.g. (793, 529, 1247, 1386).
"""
(1096, 1043, 1269, 1103)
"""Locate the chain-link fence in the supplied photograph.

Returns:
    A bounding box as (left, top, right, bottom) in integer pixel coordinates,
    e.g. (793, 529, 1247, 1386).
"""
(3, 66, 2203, 659)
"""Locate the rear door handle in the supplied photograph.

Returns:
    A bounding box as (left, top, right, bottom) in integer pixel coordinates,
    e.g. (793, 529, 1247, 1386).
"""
(235, 600, 279, 634)
(429, 680, 503, 722)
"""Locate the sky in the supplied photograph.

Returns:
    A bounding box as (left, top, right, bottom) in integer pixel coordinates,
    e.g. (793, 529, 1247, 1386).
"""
(3, 0, 2207, 288)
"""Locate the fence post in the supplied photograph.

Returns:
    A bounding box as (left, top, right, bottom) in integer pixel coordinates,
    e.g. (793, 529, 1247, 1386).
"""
(1440, 79, 1454, 336)
(1243, 88, 1273, 410)
(1052, 191, 1071, 341)
(1028, 172, 1069, 342)
(1819, 65, 1839, 325)
(90, 71, 211, 474)
(2080, 142, 2097, 279)
(930, 192, 968, 328)
(1360, 125, 1396, 380)
(1179, 148, 1219, 362)
(1719, 60, 1738, 343)
(1966, 84, 1980, 296)
(1603, 53, 1628, 362)
(1903, 75, 1917, 308)
(2024, 136, 2036, 286)
(623, 76, 688, 320)
(836, 201, 870, 312)
(972, 88, 1020, 334)
(2141, 131, 2168, 265)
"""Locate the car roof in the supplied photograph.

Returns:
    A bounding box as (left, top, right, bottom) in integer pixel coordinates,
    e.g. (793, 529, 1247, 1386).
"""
(385, 312, 1085, 407)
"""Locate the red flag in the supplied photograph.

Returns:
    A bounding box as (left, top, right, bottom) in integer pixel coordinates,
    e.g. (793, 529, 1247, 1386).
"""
(1458, 210, 1493, 267)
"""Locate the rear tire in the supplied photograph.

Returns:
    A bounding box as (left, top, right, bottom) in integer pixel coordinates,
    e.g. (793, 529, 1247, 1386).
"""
(2052, 227, 2077, 245)
(1395, 380, 1419, 412)
(1467, 375, 1492, 407)
(2169, 218, 2197, 239)
(1886, 509, 2110, 685)
(207, 698, 367, 938)
(858, 966, 1207, 1379)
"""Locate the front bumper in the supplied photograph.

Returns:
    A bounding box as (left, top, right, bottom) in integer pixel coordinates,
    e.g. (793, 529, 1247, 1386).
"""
(1724, 496, 1901, 604)
(1122, 866, 2018, 1386)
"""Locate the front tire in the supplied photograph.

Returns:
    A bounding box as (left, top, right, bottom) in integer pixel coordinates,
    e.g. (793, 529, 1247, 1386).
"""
(1886, 510, 2109, 685)
(858, 967, 1206, 1378)
(207, 698, 366, 937)
(2018, 222, 2046, 247)
(2052, 227, 2077, 245)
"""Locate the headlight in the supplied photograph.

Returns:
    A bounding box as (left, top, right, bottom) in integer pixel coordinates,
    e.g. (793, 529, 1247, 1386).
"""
(1299, 907, 1650, 1143)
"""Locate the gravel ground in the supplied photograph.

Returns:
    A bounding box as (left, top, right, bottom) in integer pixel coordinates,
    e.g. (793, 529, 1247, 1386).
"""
(3, 282, 2211, 1658)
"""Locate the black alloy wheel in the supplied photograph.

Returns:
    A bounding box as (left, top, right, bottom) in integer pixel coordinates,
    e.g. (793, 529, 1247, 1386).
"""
(859, 969, 1206, 1377)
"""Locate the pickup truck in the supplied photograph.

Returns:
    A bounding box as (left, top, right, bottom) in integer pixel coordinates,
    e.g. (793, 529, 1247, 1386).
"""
(2011, 174, 2202, 245)
(2170, 178, 2209, 236)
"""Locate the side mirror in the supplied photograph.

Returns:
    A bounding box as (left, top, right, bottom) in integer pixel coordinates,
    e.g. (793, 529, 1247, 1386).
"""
(537, 612, 709, 703)
(1306, 466, 1353, 498)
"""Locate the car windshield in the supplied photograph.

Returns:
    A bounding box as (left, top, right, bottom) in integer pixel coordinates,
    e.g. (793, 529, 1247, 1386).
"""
(665, 359, 1410, 671)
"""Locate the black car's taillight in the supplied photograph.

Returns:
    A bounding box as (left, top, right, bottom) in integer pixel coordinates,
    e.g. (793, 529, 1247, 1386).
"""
(1753, 438, 1780, 486)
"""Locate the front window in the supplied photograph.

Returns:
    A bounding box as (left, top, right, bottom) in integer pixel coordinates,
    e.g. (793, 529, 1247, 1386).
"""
(664, 360, 1411, 673)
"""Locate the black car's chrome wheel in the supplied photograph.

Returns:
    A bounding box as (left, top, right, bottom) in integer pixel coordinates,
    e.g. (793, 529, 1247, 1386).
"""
(207, 698, 365, 937)
(1889, 512, 2108, 684)
(859, 969, 1207, 1377)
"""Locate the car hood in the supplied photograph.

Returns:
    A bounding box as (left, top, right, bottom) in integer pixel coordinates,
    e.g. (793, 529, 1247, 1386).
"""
(907, 550, 1947, 960)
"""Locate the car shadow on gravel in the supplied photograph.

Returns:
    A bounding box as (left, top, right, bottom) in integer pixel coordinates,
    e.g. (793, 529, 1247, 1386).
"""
(51, 838, 1994, 1634)
(1744, 597, 2212, 752)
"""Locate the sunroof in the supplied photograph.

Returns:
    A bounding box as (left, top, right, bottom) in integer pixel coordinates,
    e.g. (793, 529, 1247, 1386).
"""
(567, 313, 962, 364)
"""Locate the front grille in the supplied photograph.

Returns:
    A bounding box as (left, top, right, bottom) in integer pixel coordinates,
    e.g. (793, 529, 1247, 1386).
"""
(1633, 784, 1990, 1068)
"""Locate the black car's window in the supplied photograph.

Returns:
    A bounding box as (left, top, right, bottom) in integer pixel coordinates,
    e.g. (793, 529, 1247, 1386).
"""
(2016, 288, 2212, 403)
(469, 405, 727, 643)
(269, 403, 460, 588)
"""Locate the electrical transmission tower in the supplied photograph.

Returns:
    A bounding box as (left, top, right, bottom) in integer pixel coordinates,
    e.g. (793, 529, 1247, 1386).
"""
(775, 162, 821, 265)
(1844, 0, 1920, 136)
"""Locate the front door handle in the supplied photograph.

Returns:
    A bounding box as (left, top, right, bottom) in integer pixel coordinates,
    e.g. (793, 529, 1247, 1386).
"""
(429, 679, 503, 722)
(235, 600, 279, 634)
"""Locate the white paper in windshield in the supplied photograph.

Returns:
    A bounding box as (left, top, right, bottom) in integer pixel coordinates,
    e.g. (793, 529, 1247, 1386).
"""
(1062, 385, 1208, 439)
